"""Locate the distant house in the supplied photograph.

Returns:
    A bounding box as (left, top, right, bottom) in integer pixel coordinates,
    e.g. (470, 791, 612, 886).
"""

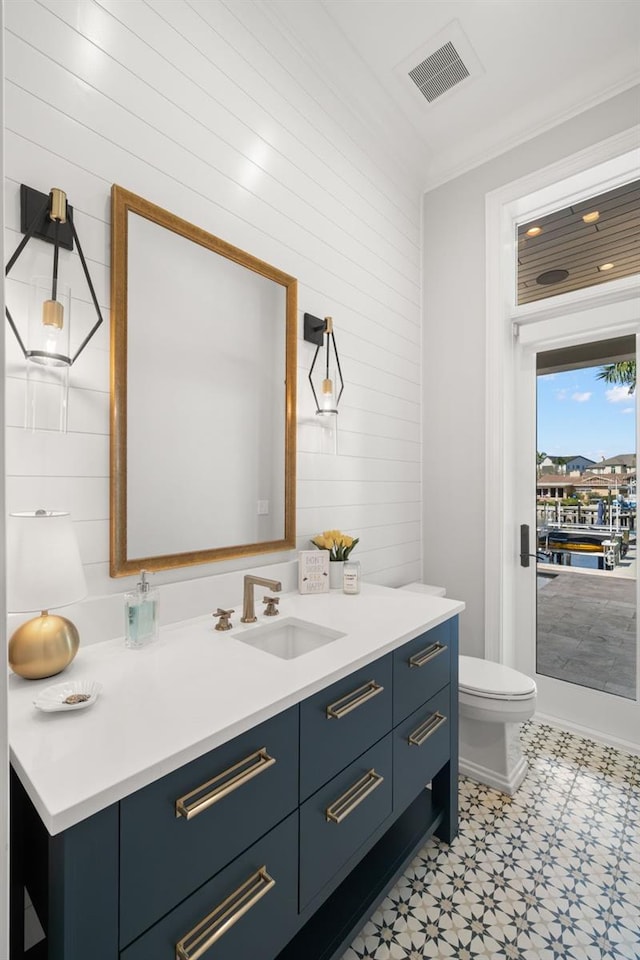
(537, 476, 576, 500)
(574, 471, 634, 498)
(538, 457, 555, 474)
(587, 454, 636, 475)
(563, 455, 597, 474)
(539, 455, 596, 476)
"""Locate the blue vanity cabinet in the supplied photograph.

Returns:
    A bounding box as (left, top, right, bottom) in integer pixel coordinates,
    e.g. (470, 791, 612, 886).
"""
(10, 614, 459, 960)
(119, 705, 298, 948)
(276, 615, 459, 960)
(392, 618, 459, 848)
(393, 686, 451, 812)
(299, 734, 393, 909)
(393, 620, 452, 724)
(121, 812, 299, 960)
(299, 654, 392, 800)
(9, 768, 120, 960)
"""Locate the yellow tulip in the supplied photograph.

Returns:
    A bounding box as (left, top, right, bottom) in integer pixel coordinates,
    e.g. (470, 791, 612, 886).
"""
(311, 529, 358, 560)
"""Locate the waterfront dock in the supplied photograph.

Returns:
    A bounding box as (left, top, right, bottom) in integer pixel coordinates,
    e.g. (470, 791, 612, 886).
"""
(537, 557, 636, 699)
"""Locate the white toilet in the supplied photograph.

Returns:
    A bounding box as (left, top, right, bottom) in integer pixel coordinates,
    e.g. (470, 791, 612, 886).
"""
(459, 656, 537, 794)
(399, 582, 537, 795)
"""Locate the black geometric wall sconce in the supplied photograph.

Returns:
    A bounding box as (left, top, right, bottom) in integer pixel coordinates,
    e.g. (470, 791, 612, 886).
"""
(303, 313, 344, 415)
(5, 184, 104, 368)
(5, 185, 105, 431)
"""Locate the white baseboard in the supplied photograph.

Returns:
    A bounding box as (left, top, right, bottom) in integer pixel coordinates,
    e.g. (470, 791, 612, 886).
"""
(532, 713, 640, 757)
(459, 754, 528, 795)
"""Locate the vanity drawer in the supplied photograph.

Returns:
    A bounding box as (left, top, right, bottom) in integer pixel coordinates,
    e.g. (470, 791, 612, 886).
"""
(393, 621, 451, 725)
(121, 810, 298, 960)
(393, 686, 450, 812)
(299, 733, 393, 910)
(299, 654, 392, 800)
(119, 706, 298, 948)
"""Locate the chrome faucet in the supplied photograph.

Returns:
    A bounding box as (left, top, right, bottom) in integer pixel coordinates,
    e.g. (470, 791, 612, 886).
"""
(241, 575, 282, 623)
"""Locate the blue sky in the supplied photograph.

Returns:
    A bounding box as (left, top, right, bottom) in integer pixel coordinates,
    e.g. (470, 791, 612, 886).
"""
(537, 365, 636, 461)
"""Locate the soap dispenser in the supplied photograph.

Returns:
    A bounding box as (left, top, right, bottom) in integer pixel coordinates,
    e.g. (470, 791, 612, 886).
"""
(125, 570, 159, 648)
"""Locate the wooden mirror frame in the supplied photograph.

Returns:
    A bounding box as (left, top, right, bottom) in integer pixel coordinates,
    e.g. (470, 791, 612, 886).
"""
(110, 185, 297, 576)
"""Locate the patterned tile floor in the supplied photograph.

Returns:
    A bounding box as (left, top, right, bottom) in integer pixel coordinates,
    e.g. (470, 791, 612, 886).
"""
(342, 722, 640, 960)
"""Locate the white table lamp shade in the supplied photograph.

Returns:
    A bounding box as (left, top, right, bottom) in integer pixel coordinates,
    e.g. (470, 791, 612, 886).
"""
(7, 511, 87, 613)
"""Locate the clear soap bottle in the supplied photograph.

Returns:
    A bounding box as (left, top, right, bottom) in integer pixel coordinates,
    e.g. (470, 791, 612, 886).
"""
(125, 570, 159, 647)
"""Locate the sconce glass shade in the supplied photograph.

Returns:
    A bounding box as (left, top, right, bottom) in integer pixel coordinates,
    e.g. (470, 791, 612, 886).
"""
(7, 511, 87, 680)
(25, 360, 70, 433)
(319, 412, 338, 455)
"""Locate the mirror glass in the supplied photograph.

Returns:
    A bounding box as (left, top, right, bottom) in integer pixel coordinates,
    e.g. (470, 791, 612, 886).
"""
(110, 186, 297, 576)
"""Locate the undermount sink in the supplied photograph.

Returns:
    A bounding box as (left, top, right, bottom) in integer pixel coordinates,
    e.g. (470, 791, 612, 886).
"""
(234, 617, 346, 660)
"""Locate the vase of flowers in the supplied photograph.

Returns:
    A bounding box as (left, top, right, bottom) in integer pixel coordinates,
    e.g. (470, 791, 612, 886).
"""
(310, 530, 359, 589)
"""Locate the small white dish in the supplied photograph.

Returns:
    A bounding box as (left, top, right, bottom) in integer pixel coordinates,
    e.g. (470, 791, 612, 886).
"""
(33, 680, 102, 713)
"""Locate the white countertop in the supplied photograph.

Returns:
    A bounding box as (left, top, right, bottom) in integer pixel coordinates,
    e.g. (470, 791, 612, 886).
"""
(9, 584, 464, 835)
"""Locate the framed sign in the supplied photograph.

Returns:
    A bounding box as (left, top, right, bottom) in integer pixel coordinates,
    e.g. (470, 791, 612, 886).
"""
(298, 551, 330, 594)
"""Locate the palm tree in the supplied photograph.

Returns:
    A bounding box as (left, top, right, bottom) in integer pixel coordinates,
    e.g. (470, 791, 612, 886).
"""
(597, 360, 636, 394)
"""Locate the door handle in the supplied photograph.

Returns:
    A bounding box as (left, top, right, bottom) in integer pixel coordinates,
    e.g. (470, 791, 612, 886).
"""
(520, 524, 530, 567)
(520, 524, 540, 567)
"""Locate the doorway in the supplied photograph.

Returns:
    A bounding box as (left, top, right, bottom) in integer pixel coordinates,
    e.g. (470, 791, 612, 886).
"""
(536, 336, 637, 699)
(513, 326, 640, 747)
(485, 130, 640, 750)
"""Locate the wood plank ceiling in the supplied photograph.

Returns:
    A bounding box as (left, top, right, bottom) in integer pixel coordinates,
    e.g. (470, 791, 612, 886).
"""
(517, 179, 640, 304)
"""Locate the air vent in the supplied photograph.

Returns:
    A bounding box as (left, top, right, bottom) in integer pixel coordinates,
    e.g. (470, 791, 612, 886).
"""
(408, 42, 469, 103)
(395, 21, 483, 110)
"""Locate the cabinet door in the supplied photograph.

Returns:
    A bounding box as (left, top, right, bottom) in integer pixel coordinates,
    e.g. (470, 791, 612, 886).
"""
(393, 685, 450, 812)
(299, 654, 392, 800)
(299, 734, 393, 910)
(393, 621, 451, 725)
(121, 812, 298, 960)
(120, 706, 298, 947)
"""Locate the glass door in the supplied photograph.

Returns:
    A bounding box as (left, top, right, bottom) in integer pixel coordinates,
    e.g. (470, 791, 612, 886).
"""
(515, 330, 640, 747)
(536, 337, 636, 701)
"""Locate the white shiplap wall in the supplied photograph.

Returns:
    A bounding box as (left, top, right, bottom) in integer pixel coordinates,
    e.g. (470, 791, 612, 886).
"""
(4, 0, 423, 606)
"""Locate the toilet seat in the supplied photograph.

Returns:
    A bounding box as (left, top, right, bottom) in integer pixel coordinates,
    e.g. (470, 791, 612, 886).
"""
(459, 655, 536, 701)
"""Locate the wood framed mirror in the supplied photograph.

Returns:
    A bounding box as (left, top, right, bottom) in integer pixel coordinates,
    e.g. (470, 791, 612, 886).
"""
(110, 186, 297, 576)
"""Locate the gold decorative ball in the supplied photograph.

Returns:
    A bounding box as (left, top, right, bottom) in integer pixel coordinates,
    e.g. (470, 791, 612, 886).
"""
(8, 614, 80, 680)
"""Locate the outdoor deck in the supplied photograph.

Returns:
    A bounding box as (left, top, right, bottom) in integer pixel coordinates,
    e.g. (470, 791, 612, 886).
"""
(537, 560, 637, 700)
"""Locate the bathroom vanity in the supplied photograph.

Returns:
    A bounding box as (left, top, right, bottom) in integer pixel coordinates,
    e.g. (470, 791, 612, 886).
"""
(9, 586, 463, 960)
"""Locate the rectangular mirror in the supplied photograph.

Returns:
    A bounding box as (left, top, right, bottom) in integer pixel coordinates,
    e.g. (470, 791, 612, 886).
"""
(110, 186, 297, 576)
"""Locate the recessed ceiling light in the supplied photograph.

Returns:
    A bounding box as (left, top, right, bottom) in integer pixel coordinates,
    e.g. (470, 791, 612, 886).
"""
(582, 210, 600, 224)
(526, 226, 542, 237)
(536, 269, 569, 285)
(599, 262, 615, 271)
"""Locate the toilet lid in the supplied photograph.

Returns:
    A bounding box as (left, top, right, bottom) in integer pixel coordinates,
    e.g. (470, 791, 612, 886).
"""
(459, 656, 537, 700)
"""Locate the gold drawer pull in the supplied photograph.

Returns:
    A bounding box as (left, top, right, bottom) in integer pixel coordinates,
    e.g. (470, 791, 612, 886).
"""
(408, 641, 446, 668)
(175, 748, 276, 820)
(326, 680, 383, 719)
(175, 866, 275, 960)
(408, 712, 447, 746)
(325, 768, 384, 823)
